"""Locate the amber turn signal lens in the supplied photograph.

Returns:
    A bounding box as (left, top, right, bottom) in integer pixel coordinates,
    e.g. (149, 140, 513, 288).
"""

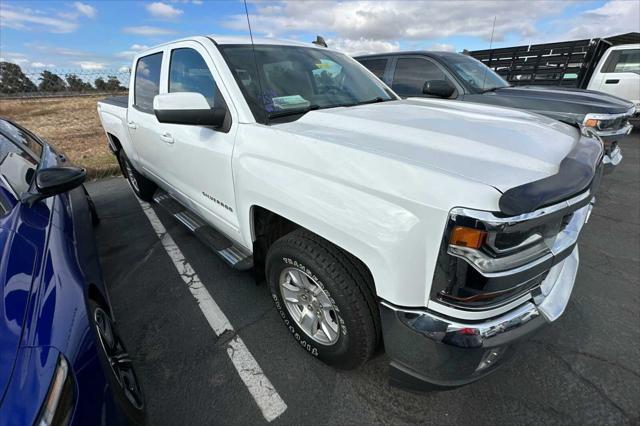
(584, 118, 599, 128)
(449, 226, 487, 249)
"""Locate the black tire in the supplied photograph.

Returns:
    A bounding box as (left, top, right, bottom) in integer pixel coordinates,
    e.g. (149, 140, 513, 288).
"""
(119, 150, 156, 201)
(266, 229, 380, 370)
(88, 299, 145, 425)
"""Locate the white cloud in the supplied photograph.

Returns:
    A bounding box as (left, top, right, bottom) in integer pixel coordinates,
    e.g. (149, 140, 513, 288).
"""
(31, 62, 56, 68)
(118, 66, 131, 73)
(8, 57, 29, 65)
(561, 0, 640, 41)
(117, 44, 151, 58)
(75, 61, 106, 70)
(146, 2, 183, 19)
(0, 5, 78, 33)
(73, 2, 97, 18)
(226, 1, 579, 43)
(1, 52, 29, 65)
(123, 26, 176, 36)
(429, 43, 456, 52)
(328, 38, 400, 55)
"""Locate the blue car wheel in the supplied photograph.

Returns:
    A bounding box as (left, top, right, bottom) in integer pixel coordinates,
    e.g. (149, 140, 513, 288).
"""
(89, 299, 145, 425)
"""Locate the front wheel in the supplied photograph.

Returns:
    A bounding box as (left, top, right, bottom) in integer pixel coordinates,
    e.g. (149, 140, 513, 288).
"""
(266, 229, 380, 369)
(119, 150, 156, 201)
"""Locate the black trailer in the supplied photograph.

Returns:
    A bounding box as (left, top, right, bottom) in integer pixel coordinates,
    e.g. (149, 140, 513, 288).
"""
(467, 32, 640, 89)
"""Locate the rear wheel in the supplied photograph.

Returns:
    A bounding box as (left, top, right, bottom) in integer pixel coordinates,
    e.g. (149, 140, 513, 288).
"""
(119, 151, 156, 201)
(266, 229, 380, 369)
(89, 299, 145, 425)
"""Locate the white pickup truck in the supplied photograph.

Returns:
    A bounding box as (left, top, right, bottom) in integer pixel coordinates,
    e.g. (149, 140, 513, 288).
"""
(97, 36, 604, 389)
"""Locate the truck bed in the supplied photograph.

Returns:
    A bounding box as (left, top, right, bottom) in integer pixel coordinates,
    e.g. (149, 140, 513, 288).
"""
(100, 95, 128, 108)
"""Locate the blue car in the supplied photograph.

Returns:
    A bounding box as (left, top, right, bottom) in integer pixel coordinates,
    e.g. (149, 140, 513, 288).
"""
(0, 118, 144, 425)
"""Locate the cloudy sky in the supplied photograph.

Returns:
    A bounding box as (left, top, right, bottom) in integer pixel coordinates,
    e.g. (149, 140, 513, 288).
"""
(0, 0, 638, 73)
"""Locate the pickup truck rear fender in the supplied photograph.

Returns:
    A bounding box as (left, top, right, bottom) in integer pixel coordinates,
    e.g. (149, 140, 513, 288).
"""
(97, 103, 139, 165)
(234, 126, 501, 307)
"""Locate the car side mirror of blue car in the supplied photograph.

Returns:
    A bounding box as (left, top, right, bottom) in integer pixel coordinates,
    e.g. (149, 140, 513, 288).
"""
(20, 166, 86, 206)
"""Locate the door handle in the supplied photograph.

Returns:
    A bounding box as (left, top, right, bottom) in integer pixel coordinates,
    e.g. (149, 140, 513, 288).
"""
(127, 120, 138, 129)
(160, 132, 174, 144)
(605, 79, 620, 84)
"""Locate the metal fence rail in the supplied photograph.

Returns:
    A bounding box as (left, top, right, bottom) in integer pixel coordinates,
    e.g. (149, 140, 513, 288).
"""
(0, 64, 131, 99)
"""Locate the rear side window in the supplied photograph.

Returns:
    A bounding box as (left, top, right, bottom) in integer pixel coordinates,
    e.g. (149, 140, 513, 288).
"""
(392, 58, 449, 96)
(604, 49, 640, 75)
(358, 58, 388, 80)
(169, 48, 223, 108)
(134, 52, 163, 113)
(0, 133, 37, 197)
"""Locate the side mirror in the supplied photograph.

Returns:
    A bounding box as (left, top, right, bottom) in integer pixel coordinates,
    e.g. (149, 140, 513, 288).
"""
(422, 80, 455, 98)
(153, 92, 226, 127)
(21, 166, 86, 206)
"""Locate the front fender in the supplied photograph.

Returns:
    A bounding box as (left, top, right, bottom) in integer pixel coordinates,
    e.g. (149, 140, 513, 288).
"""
(233, 125, 500, 307)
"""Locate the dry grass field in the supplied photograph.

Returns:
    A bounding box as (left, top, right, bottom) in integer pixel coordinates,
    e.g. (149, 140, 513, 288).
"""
(0, 95, 120, 178)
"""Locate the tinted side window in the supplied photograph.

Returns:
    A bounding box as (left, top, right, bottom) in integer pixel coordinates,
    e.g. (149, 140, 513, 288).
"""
(0, 120, 42, 160)
(0, 133, 37, 196)
(358, 58, 388, 80)
(134, 52, 163, 113)
(392, 58, 448, 96)
(169, 48, 222, 107)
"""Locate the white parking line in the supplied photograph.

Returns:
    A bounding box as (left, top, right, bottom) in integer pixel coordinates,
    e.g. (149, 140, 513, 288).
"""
(136, 198, 287, 422)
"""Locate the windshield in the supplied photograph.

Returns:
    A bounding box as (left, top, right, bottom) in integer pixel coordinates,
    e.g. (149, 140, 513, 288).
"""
(446, 54, 509, 92)
(219, 44, 396, 122)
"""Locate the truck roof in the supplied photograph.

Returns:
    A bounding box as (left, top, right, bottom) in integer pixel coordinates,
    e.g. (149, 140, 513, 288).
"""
(210, 35, 326, 49)
(354, 51, 462, 60)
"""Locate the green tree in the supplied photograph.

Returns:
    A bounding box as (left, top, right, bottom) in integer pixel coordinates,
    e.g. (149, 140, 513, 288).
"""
(38, 70, 67, 92)
(105, 75, 126, 91)
(65, 73, 93, 92)
(0, 62, 37, 94)
(94, 76, 107, 91)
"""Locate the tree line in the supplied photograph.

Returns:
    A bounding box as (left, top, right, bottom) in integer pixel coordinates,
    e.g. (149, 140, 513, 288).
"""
(0, 62, 128, 95)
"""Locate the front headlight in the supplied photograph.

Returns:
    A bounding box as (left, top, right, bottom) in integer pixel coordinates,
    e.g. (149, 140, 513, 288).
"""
(37, 356, 76, 426)
(583, 109, 634, 132)
(431, 194, 592, 310)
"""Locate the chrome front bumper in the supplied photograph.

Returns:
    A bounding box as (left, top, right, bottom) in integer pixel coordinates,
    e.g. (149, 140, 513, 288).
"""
(381, 248, 579, 389)
(380, 201, 593, 390)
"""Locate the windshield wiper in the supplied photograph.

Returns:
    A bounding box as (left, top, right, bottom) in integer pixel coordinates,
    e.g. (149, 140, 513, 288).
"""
(354, 97, 389, 106)
(481, 86, 505, 94)
(267, 104, 320, 119)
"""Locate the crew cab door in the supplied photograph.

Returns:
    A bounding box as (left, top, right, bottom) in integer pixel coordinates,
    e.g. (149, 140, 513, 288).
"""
(155, 41, 240, 234)
(126, 48, 169, 184)
(388, 56, 459, 99)
(588, 47, 640, 102)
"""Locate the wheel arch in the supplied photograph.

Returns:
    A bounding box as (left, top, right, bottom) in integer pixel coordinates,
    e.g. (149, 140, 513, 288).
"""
(249, 204, 379, 301)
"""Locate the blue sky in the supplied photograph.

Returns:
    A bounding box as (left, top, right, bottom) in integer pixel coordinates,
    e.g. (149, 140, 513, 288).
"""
(1, 0, 638, 74)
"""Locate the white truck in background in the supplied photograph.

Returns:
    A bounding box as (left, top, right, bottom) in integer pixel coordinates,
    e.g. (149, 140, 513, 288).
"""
(97, 36, 604, 389)
(587, 44, 640, 109)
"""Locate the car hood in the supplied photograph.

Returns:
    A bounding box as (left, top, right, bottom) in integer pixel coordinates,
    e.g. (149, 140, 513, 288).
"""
(276, 98, 582, 192)
(481, 86, 635, 121)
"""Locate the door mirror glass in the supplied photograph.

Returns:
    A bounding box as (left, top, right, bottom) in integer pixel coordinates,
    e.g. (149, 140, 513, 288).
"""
(153, 92, 226, 127)
(422, 80, 456, 98)
(21, 166, 86, 206)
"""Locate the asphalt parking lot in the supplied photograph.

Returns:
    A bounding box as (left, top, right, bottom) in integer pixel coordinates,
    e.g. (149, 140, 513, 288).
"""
(87, 131, 640, 425)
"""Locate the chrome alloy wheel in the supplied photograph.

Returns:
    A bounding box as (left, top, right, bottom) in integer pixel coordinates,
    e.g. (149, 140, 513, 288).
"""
(279, 267, 340, 345)
(94, 307, 144, 410)
(124, 161, 140, 193)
